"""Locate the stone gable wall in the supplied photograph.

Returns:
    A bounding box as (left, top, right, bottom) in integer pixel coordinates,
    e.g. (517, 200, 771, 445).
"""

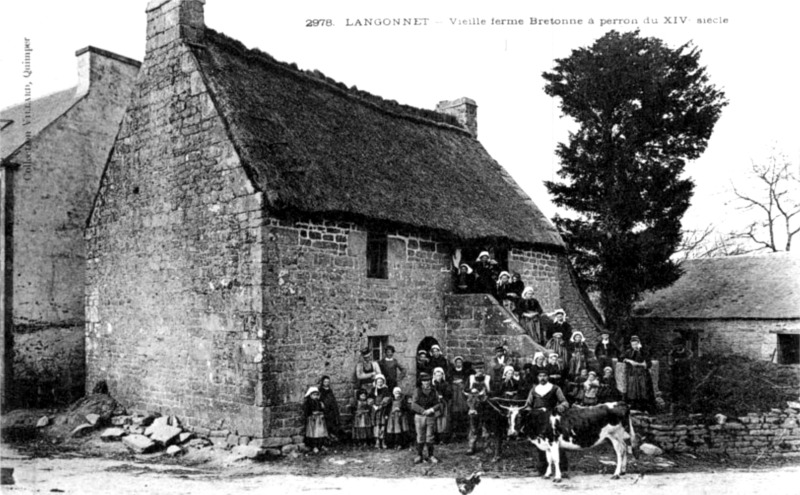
(85, 38, 266, 437)
(6, 52, 138, 406)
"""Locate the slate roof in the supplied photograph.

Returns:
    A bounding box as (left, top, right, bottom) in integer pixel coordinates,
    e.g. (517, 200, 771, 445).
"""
(191, 29, 564, 248)
(634, 251, 800, 319)
(0, 87, 84, 163)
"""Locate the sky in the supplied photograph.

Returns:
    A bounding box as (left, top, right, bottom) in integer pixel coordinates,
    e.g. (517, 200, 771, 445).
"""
(1, 0, 798, 243)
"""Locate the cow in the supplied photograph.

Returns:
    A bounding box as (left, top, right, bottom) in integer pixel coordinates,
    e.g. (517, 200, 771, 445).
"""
(505, 402, 636, 482)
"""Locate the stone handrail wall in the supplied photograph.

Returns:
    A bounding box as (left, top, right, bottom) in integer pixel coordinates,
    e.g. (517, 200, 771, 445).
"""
(444, 294, 547, 365)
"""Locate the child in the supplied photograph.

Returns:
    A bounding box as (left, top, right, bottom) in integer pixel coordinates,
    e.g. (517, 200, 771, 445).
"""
(431, 367, 452, 443)
(546, 352, 565, 389)
(569, 368, 589, 404)
(411, 372, 441, 464)
(371, 374, 391, 449)
(386, 387, 410, 449)
(352, 388, 374, 447)
(303, 386, 328, 453)
(582, 370, 601, 406)
(598, 366, 621, 403)
(567, 332, 590, 379)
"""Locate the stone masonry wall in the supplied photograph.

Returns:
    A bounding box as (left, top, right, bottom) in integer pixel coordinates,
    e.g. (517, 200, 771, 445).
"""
(7, 49, 139, 406)
(11, 325, 84, 406)
(634, 318, 800, 362)
(444, 293, 547, 366)
(509, 248, 603, 345)
(261, 216, 451, 442)
(85, 30, 266, 437)
(633, 406, 800, 457)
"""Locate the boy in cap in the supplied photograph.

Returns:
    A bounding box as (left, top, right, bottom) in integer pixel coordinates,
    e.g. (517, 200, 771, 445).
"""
(415, 349, 432, 386)
(411, 372, 441, 464)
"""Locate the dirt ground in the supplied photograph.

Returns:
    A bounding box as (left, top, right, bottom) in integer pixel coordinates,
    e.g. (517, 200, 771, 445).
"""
(2, 431, 799, 495)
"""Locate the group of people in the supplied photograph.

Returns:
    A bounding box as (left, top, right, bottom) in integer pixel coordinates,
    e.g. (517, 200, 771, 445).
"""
(301, 331, 663, 462)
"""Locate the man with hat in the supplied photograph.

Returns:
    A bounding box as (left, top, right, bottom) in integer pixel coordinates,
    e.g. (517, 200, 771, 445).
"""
(489, 345, 509, 384)
(415, 349, 432, 386)
(378, 345, 407, 391)
(623, 335, 655, 412)
(524, 368, 570, 476)
(410, 372, 442, 464)
(594, 331, 620, 373)
(355, 348, 381, 395)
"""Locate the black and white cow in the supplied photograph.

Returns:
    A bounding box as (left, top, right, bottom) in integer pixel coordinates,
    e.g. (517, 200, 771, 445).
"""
(505, 402, 636, 482)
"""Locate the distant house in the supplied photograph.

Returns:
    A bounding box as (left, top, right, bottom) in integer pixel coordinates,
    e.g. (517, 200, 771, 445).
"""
(0, 47, 139, 407)
(85, 0, 602, 446)
(634, 252, 800, 365)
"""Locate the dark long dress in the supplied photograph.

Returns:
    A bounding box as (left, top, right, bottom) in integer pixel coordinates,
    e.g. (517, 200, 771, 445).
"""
(624, 348, 655, 412)
(371, 385, 392, 440)
(432, 379, 452, 436)
(516, 297, 544, 344)
(474, 260, 498, 294)
(449, 366, 472, 436)
(595, 341, 620, 372)
(567, 341, 590, 378)
(318, 384, 342, 440)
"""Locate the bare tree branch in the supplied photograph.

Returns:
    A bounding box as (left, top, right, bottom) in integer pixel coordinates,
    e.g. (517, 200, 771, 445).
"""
(728, 151, 799, 252)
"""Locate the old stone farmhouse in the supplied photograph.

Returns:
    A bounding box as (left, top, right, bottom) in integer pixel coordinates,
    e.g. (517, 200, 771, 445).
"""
(634, 251, 800, 365)
(85, 0, 602, 445)
(0, 47, 140, 408)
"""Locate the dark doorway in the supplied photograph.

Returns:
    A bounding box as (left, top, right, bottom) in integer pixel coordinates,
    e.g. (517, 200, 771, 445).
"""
(777, 334, 799, 365)
(416, 337, 440, 356)
(459, 247, 508, 272)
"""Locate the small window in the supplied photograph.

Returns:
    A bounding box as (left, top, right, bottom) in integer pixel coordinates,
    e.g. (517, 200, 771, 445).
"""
(777, 334, 799, 365)
(367, 232, 388, 279)
(368, 336, 389, 361)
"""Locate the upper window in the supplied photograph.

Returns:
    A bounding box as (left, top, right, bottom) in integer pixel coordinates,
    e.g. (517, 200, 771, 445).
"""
(367, 232, 388, 279)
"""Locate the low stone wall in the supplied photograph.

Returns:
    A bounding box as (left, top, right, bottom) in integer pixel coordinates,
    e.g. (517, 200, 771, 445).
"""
(633, 407, 800, 457)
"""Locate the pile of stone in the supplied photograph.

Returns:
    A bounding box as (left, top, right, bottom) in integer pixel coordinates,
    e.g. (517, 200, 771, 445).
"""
(93, 413, 265, 460)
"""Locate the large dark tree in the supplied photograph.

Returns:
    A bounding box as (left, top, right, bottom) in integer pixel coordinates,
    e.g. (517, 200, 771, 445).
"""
(543, 30, 727, 336)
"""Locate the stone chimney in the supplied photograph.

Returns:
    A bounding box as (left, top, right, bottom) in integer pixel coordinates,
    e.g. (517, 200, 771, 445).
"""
(145, 0, 205, 54)
(436, 97, 478, 137)
(75, 46, 141, 96)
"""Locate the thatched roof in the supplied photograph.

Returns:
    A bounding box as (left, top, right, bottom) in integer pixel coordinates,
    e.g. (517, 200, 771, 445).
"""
(1, 87, 84, 163)
(191, 29, 563, 247)
(634, 252, 800, 320)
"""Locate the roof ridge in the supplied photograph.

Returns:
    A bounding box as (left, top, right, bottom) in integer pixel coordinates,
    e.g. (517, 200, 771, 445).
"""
(199, 28, 474, 137)
(0, 86, 79, 114)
